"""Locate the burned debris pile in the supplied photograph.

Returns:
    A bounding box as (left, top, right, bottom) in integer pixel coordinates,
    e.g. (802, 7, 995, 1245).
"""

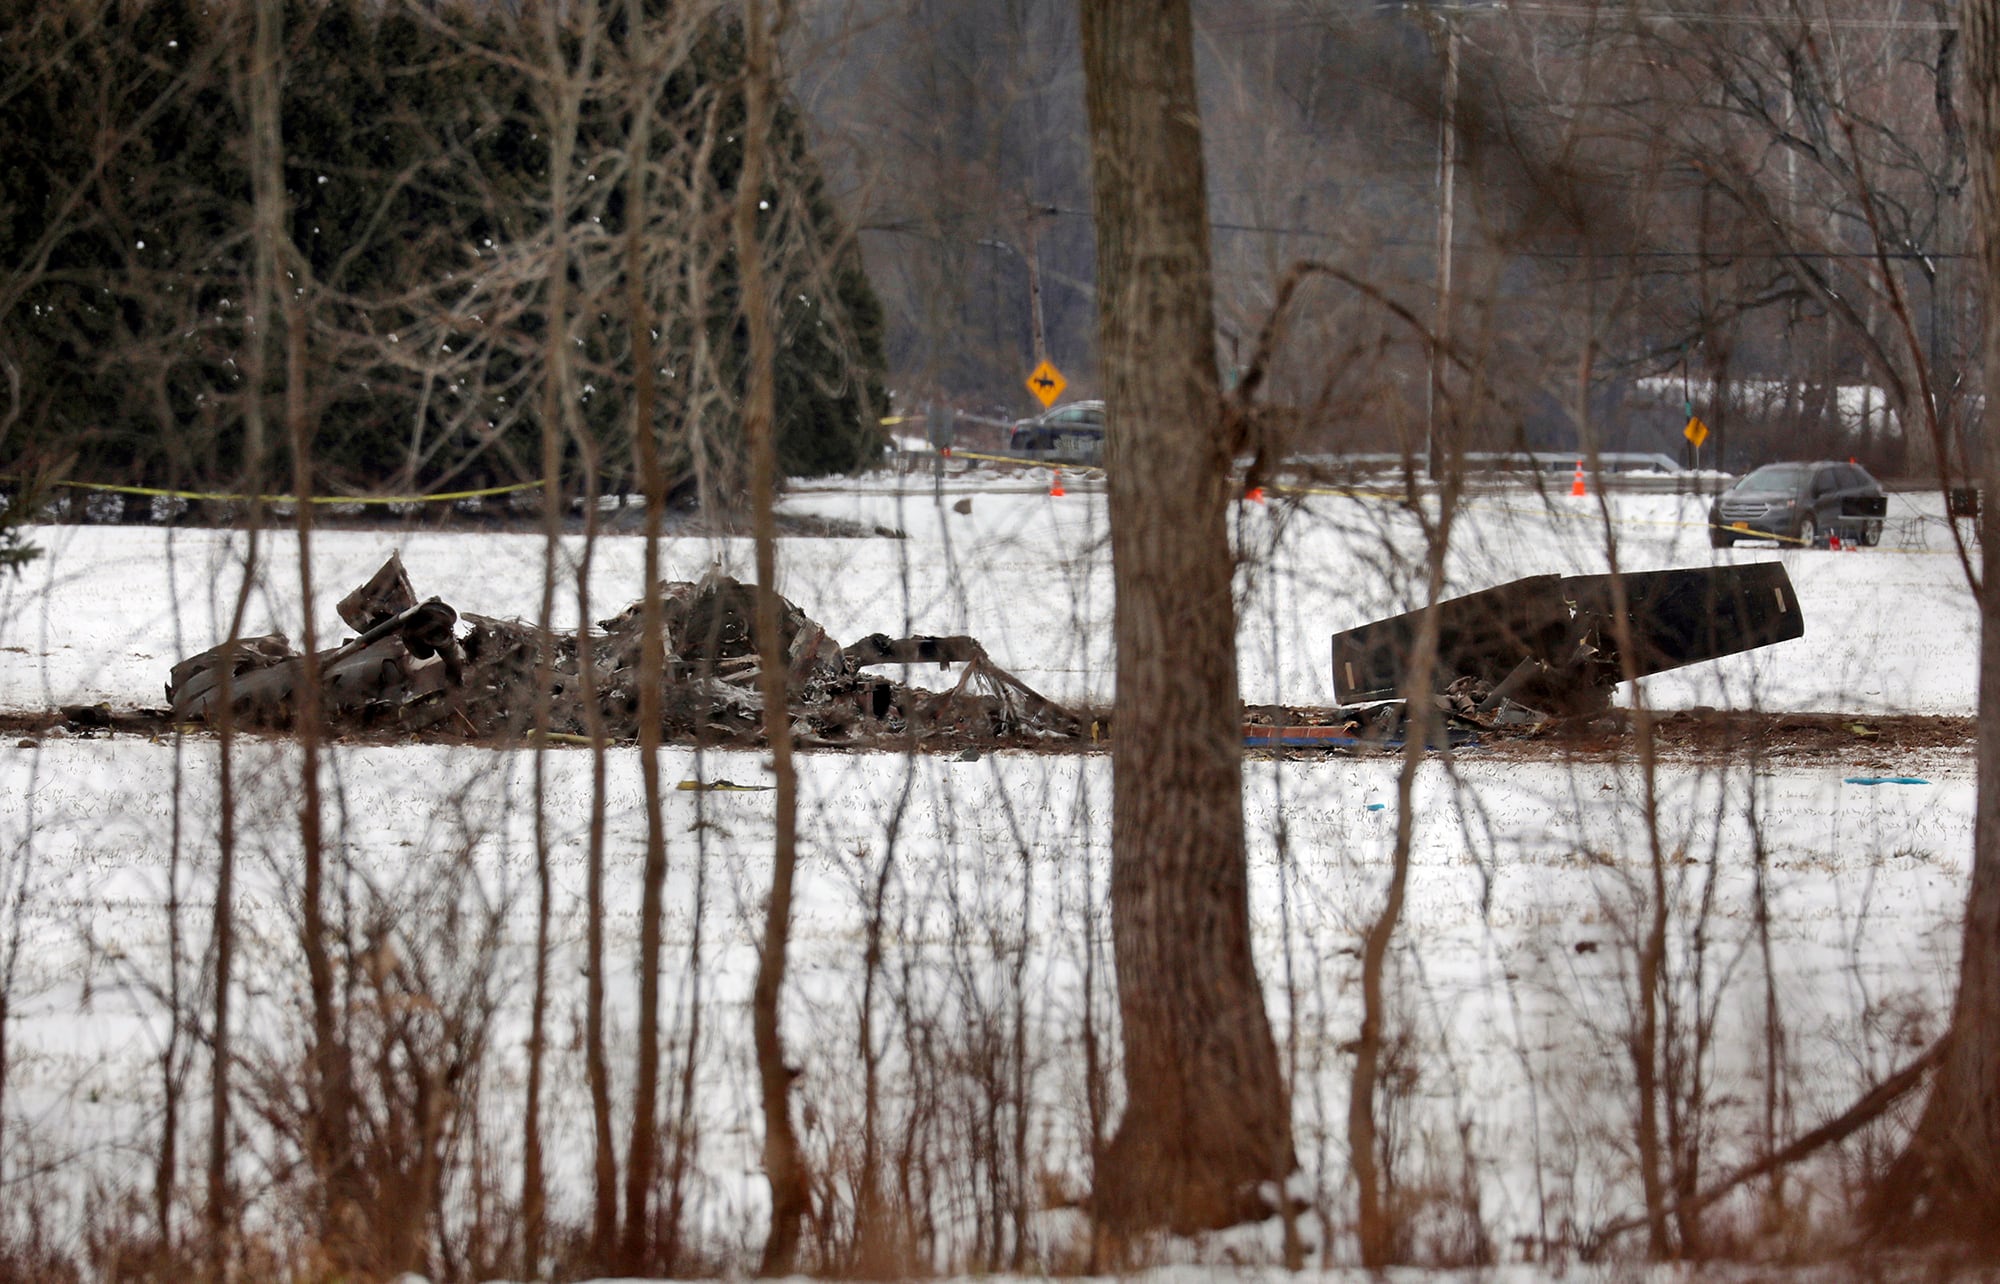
(145, 558, 1807, 758)
(165, 555, 1084, 750)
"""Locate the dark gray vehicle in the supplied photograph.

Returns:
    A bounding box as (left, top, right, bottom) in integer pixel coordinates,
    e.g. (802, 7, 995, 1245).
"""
(1709, 460, 1887, 548)
(1007, 400, 1104, 465)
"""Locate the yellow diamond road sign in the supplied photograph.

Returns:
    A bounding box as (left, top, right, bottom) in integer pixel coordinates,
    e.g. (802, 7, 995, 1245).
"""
(1026, 360, 1067, 409)
(1683, 414, 1710, 449)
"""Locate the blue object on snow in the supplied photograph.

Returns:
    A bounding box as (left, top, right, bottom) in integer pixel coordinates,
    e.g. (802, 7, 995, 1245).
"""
(1843, 776, 1930, 786)
(1366, 803, 1387, 811)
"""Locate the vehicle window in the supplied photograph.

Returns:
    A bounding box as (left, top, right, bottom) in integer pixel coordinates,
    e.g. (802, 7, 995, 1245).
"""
(1839, 465, 1869, 489)
(1738, 464, 1808, 491)
(1812, 468, 1838, 497)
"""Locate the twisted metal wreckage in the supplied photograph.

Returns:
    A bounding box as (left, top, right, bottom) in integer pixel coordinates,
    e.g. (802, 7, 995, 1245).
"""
(164, 555, 1083, 749)
(1247, 561, 1807, 748)
(151, 556, 1805, 753)
(1333, 560, 1803, 723)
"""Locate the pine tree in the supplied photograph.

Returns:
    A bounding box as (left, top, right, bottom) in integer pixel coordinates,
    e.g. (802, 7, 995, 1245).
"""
(0, 0, 887, 502)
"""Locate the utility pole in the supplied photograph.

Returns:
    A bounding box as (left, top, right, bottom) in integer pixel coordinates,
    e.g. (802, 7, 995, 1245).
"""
(1426, 16, 1460, 482)
(979, 209, 1054, 374)
(1025, 205, 1049, 370)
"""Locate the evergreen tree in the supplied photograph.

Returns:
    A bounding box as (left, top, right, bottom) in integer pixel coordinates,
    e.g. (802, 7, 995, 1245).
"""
(0, 0, 887, 501)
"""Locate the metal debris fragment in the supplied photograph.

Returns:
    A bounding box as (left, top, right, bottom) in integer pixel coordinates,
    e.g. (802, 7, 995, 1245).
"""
(1330, 562, 1806, 724)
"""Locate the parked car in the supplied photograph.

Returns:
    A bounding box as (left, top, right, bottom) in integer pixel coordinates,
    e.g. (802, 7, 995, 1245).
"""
(1007, 400, 1104, 465)
(1709, 460, 1887, 548)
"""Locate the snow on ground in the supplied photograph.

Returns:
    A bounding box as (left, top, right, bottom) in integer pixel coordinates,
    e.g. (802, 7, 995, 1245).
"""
(0, 736, 1972, 1266)
(0, 474, 1983, 1270)
(0, 477, 1979, 715)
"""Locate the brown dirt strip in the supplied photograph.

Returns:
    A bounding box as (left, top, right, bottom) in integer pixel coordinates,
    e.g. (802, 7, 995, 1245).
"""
(0, 704, 1974, 768)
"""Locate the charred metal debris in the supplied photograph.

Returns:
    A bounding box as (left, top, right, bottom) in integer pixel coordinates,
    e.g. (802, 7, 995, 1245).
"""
(162, 554, 1084, 750)
(50, 560, 1800, 756)
(1318, 562, 1805, 739)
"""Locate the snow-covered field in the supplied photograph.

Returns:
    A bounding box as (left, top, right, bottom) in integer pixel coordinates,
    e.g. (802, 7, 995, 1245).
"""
(0, 475, 1982, 1273)
(0, 479, 1980, 715)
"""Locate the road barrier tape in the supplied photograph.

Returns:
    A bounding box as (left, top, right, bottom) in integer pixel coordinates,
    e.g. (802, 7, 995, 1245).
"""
(945, 448, 1074, 471)
(937, 449, 1108, 480)
(10, 476, 547, 506)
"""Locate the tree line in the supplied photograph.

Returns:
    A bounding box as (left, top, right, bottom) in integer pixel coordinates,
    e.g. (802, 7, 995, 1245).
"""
(797, 0, 1973, 477)
(0, 0, 887, 508)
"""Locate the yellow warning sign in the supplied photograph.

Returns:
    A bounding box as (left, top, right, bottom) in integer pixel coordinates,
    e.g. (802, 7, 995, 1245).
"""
(1026, 360, 1067, 409)
(1683, 415, 1710, 449)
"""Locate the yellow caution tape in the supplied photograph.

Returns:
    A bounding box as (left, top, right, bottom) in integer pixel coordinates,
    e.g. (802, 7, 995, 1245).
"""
(945, 448, 1076, 471)
(932, 448, 1109, 482)
(19, 476, 546, 506)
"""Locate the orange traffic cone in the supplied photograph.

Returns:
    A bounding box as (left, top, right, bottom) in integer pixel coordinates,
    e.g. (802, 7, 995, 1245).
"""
(1570, 458, 1588, 497)
(1049, 469, 1065, 498)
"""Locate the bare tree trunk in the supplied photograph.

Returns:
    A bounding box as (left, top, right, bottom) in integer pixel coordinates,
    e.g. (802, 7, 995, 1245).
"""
(249, 0, 349, 1254)
(521, 6, 595, 1266)
(1632, 825, 1673, 1257)
(575, 420, 618, 1269)
(157, 738, 187, 1245)
(852, 850, 894, 1270)
(522, 740, 552, 1267)
(740, 2, 811, 1272)
(580, 433, 620, 1270)
(1349, 503, 1456, 1268)
(570, 284, 617, 1275)
(661, 791, 710, 1272)
(1577, 319, 1679, 1259)
(0, 992, 7, 1202)
(1080, 851, 1106, 1269)
(620, 0, 669, 1262)
(206, 4, 283, 1269)
(1078, 0, 1294, 1237)
(520, 245, 560, 1284)
(1871, 0, 2000, 1244)
(206, 589, 252, 1277)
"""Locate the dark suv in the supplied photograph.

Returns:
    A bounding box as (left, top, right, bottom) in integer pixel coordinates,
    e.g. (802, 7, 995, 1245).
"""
(1709, 460, 1887, 548)
(1007, 400, 1105, 465)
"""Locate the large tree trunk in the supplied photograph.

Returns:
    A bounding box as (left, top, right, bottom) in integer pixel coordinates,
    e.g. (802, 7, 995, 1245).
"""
(1078, 0, 1295, 1237)
(1871, 0, 2000, 1245)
